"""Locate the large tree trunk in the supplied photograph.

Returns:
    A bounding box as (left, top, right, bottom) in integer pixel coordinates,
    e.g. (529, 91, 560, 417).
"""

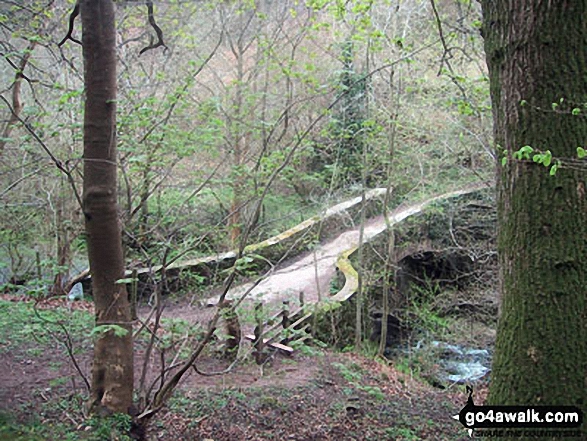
(81, 0, 134, 414)
(481, 0, 587, 430)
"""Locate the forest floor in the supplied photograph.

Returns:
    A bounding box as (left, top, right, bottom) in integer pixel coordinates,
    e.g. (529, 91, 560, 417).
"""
(0, 295, 485, 441)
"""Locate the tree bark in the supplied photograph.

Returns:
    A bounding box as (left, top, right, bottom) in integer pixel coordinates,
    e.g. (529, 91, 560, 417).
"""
(50, 180, 71, 297)
(81, 0, 134, 414)
(0, 39, 37, 157)
(481, 0, 587, 432)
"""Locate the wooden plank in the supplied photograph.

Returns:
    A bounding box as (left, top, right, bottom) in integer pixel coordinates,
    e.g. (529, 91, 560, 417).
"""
(255, 305, 309, 340)
(265, 323, 310, 345)
(244, 334, 294, 353)
(261, 320, 285, 339)
(288, 311, 313, 330)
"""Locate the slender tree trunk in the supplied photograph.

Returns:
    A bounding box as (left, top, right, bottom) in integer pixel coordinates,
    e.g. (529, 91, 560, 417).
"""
(229, 43, 246, 248)
(379, 66, 400, 357)
(81, 0, 134, 414)
(0, 39, 37, 157)
(229, 153, 243, 247)
(481, 0, 587, 431)
(139, 164, 150, 237)
(50, 180, 71, 297)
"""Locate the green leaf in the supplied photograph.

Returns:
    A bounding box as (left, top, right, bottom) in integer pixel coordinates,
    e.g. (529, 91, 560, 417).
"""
(520, 100, 527, 107)
(115, 277, 137, 284)
(514, 145, 534, 160)
(572, 108, 581, 116)
(577, 147, 586, 158)
(501, 157, 507, 166)
(549, 162, 559, 176)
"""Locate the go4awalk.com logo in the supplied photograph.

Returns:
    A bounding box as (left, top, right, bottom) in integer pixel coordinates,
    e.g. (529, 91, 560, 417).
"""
(453, 387, 584, 438)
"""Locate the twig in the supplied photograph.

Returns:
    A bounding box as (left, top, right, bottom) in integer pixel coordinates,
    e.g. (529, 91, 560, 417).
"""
(139, 1, 167, 55)
(429, 0, 469, 102)
(32, 300, 90, 392)
(0, 165, 47, 199)
(58, 1, 81, 47)
(133, 40, 445, 421)
(0, 95, 83, 209)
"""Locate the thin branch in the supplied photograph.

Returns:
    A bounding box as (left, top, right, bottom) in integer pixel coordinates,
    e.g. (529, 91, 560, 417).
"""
(0, 40, 39, 156)
(132, 34, 222, 146)
(0, 165, 47, 199)
(32, 300, 90, 392)
(139, 1, 167, 55)
(429, 0, 469, 102)
(0, 95, 83, 209)
(1, 51, 33, 83)
(58, 1, 81, 47)
(133, 40, 445, 422)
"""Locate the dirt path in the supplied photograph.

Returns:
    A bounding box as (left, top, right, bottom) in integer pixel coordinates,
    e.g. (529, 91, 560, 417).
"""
(218, 184, 486, 308)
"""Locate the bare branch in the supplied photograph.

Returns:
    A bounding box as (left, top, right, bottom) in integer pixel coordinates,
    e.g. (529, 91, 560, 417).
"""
(32, 300, 90, 392)
(139, 1, 167, 55)
(429, 0, 469, 102)
(58, 1, 81, 47)
(0, 95, 83, 209)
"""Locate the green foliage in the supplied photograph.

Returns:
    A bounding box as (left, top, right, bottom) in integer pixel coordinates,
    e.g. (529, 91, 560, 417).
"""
(91, 324, 129, 340)
(86, 413, 133, 441)
(290, 337, 326, 357)
(407, 281, 450, 337)
(513, 145, 562, 175)
(532, 149, 552, 167)
(154, 317, 204, 355)
(384, 426, 419, 440)
(233, 255, 262, 275)
(167, 388, 243, 419)
(333, 361, 385, 400)
(333, 361, 363, 383)
(323, 40, 371, 187)
(513, 145, 534, 160)
(0, 300, 93, 358)
(501, 149, 508, 166)
(0, 412, 45, 441)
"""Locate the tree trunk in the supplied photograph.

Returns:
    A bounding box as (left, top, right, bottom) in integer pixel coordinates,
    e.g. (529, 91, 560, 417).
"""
(228, 61, 246, 248)
(481, 0, 587, 431)
(50, 183, 71, 297)
(0, 40, 37, 158)
(81, 0, 134, 414)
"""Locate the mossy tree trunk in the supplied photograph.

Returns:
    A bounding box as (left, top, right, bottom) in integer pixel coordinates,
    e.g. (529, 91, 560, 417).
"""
(81, 0, 134, 414)
(481, 0, 587, 431)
